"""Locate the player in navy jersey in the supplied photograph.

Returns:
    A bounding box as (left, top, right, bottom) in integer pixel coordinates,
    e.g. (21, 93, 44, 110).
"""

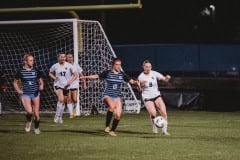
(49, 53, 77, 124)
(13, 54, 44, 134)
(81, 58, 140, 136)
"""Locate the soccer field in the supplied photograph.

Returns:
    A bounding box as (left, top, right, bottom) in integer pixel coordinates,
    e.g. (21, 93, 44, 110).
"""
(0, 111, 240, 160)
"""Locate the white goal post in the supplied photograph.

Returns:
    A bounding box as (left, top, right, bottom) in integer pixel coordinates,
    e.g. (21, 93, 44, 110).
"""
(0, 19, 141, 115)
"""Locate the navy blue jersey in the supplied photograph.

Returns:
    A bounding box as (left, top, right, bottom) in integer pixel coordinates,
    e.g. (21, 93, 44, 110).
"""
(99, 70, 131, 97)
(14, 68, 43, 95)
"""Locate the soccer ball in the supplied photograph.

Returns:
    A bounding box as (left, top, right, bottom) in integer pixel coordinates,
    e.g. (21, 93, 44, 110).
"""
(153, 116, 165, 128)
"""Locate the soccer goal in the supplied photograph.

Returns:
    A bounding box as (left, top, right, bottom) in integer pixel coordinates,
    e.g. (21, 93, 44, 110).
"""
(0, 19, 140, 115)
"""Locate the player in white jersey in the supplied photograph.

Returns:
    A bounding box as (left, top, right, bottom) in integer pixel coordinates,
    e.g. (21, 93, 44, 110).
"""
(49, 53, 77, 124)
(137, 60, 171, 135)
(66, 53, 87, 118)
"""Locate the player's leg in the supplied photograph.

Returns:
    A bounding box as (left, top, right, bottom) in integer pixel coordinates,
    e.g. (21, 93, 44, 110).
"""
(21, 96, 33, 132)
(104, 96, 115, 133)
(145, 100, 158, 133)
(32, 94, 41, 134)
(54, 88, 65, 123)
(154, 97, 169, 135)
(67, 90, 73, 118)
(71, 89, 78, 118)
(109, 98, 122, 136)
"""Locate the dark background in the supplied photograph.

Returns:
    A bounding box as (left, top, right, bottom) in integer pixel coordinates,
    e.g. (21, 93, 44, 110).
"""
(1, 0, 240, 111)
(1, 0, 240, 45)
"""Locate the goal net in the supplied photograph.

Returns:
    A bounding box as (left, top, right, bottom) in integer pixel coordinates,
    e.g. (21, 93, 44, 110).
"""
(0, 19, 140, 114)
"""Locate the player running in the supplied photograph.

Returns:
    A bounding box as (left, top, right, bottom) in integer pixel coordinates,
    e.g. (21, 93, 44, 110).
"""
(49, 53, 77, 124)
(66, 53, 87, 118)
(81, 58, 140, 136)
(137, 60, 171, 135)
(13, 54, 44, 134)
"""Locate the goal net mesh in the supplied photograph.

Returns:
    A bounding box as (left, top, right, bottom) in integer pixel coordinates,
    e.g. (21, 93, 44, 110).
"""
(0, 19, 140, 114)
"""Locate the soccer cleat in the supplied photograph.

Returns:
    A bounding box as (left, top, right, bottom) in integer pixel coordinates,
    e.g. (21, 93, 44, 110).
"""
(162, 132, 170, 136)
(71, 108, 77, 118)
(104, 126, 110, 133)
(58, 116, 63, 124)
(34, 128, 41, 135)
(109, 131, 117, 137)
(152, 124, 158, 134)
(54, 115, 59, 123)
(25, 121, 32, 132)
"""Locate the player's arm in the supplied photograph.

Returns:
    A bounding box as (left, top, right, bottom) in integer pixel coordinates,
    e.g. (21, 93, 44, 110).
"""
(13, 70, 23, 94)
(161, 75, 171, 82)
(49, 71, 59, 81)
(123, 73, 141, 89)
(37, 70, 44, 91)
(67, 71, 77, 86)
(13, 79, 23, 94)
(80, 70, 109, 80)
(79, 73, 87, 90)
(38, 78, 44, 91)
(80, 74, 99, 79)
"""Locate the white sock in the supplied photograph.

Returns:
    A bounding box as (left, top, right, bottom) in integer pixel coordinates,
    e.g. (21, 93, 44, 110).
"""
(67, 103, 73, 116)
(60, 103, 65, 117)
(162, 119, 168, 133)
(56, 101, 62, 116)
(72, 103, 76, 109)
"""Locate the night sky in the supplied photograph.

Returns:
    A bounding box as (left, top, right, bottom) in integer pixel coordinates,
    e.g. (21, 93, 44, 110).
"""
(1, 0, 240, 44)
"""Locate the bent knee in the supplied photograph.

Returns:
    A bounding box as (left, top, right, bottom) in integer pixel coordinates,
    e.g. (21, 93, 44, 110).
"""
(115, 114, 121, 120)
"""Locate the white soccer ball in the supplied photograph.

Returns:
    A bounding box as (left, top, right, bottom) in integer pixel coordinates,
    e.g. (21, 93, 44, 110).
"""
(153, 116, 165, 128)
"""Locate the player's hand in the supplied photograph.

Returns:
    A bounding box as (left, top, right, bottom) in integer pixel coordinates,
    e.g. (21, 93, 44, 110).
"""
(79, 75, 84, 79)
(139, 80, 147, 87)
(83, 84, 87, 90)
(165, 75, 171, 81)
(55, 77, 60, 81)
(39, 85, 44, 91)
(17, 90, 23, 95)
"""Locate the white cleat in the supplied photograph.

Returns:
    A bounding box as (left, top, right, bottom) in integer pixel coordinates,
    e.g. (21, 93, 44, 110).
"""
(25, 121, 32, 132)
(54, 115, 59, 123)
(104, 126, 110, 133)
(162, 132, 170, 136)
(34, 128, 41, 135)
(109, 131, 117, 137)
(152, 124, 158, 134)
(58, 116, 63, 124)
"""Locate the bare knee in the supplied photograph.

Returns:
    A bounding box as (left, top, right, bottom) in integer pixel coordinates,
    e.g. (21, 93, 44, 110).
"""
(115, 114, 121, 120)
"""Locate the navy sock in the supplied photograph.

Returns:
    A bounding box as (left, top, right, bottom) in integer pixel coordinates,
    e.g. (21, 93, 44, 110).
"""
(111, 119, 120, 131)
(26, 113, 32, 122)
(34, 120, 40, 129)
(106, 111, 113, 127)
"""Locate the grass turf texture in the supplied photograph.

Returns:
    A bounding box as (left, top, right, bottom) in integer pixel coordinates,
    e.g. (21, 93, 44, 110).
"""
(0, 111, 240, 160)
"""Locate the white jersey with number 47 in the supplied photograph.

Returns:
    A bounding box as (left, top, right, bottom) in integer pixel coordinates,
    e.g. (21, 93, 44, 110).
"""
(50, 62, 76, 88)
(138, 70, 164, 99)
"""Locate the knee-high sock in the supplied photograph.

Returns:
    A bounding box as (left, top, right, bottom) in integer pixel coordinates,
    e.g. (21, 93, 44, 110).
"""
(106, 111, 113, 127)
(67, 103, 73, 116)
(56, 101, 62, 116)
(111, 118, 120, 131)
(162, 119, 168, 133)
(60, 103, 65, 117)
(26, 113, 32, 122)
(34, 120, 40, 129)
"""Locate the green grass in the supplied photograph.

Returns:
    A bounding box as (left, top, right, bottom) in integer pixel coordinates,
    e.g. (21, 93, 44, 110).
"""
(0, 111, 240, 160)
